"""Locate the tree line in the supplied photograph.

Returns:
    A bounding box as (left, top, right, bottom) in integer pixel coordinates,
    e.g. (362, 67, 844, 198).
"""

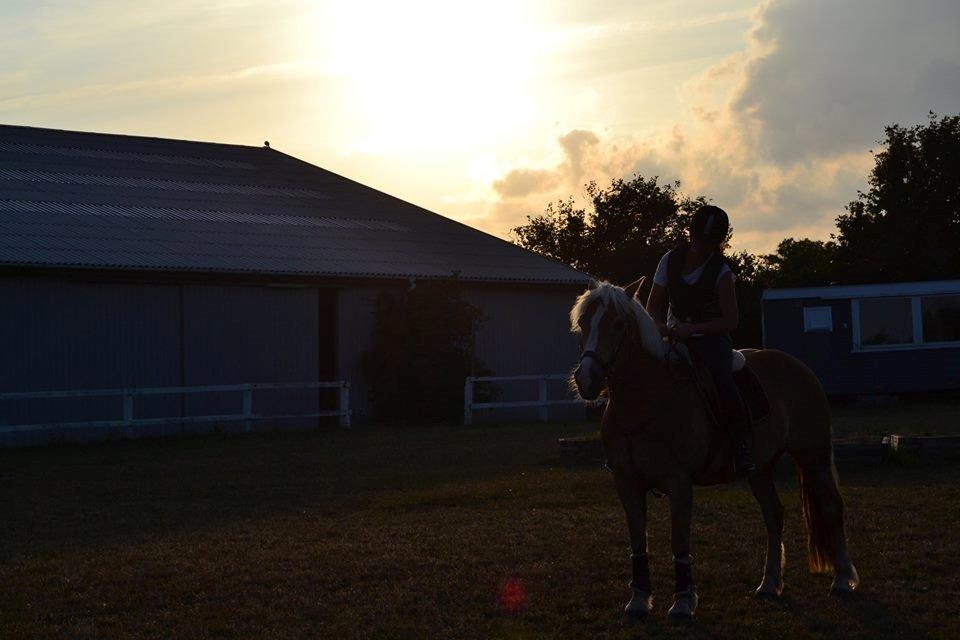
(512, 112, 960, 347)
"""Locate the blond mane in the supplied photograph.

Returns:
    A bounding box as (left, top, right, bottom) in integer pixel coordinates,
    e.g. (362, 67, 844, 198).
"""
(570, 282, 666, 360)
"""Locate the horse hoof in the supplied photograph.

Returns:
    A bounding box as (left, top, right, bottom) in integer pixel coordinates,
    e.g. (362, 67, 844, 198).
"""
(667, 590, 697, 620)
(624, 589, 653, 622)
(830, 564, 860, 596)
(755, 580, 784, 599)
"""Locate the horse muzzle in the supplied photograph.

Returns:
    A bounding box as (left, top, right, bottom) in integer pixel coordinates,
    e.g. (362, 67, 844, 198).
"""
(574, 354, 604, 401)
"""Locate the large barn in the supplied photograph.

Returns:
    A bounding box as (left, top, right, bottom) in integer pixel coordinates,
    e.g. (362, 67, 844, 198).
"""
(0, 124, 589, 443)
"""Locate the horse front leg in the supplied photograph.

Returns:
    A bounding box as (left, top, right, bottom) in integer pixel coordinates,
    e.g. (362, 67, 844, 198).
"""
(613, 465, 652, 621)
(666, 476, 698, 620)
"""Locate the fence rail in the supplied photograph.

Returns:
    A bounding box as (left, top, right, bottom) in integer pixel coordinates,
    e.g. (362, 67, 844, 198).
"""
(463, 374, 586, 425)
(0, 381, 351, 433)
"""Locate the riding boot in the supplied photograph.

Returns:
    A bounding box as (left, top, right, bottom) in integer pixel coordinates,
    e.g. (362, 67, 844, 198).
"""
(729, 408, 756, 477)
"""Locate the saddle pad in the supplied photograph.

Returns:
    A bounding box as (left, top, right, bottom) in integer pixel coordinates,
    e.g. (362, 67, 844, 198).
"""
(668, 342, 746, 373)
(733, 365, 770, 423)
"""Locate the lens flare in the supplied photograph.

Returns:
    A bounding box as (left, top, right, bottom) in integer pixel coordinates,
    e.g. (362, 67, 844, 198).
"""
(499, 577, 526, 612)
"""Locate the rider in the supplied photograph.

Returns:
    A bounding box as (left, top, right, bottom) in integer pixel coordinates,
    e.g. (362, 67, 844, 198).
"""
(645, 205, 756, 476)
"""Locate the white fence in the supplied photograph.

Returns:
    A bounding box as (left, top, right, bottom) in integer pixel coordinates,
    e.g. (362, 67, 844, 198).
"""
(463, 374, 584, 425)
(0, 381, 351, 434)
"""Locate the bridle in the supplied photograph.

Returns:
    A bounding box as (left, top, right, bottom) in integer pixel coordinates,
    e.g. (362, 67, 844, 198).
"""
(578, 312, 630, 382)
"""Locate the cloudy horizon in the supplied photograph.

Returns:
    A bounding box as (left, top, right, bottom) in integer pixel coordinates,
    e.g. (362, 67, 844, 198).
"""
(1, 0, 957, 254)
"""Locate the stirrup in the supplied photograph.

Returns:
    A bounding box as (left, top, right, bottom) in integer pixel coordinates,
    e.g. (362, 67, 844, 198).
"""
(734, 448, 756, 476)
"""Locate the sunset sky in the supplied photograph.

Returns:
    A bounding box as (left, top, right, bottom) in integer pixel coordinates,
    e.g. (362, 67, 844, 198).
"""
(1, 0, 957, 253)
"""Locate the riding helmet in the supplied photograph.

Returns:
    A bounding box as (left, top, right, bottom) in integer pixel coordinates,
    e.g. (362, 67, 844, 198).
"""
(690, 205, 729, 244)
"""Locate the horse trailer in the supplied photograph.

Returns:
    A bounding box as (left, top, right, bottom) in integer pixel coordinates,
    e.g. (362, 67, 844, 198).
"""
(762, 280, 960, 397)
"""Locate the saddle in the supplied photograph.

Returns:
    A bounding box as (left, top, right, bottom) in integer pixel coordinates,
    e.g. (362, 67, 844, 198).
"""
(666, 344, 770, 426)
(666, 344, 771, 483)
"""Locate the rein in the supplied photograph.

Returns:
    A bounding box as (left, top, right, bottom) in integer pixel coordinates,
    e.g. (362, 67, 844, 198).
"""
(577, 322, 629, 383)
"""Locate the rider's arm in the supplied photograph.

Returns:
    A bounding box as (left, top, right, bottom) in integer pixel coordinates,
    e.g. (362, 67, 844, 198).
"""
(645, 283, 673, 337)
(688, 272, 738, 335)
(647, 251, 673, 336)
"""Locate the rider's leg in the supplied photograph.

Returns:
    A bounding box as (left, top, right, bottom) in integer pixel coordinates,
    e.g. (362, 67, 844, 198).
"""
(687, 335, 755, 475)
(723, 384, 756, 475)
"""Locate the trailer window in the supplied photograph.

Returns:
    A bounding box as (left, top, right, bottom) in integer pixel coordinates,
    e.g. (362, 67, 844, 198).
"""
(922, 295, 960, 343)
(803, 306, 833, 332)
(858, 297, 913, 346)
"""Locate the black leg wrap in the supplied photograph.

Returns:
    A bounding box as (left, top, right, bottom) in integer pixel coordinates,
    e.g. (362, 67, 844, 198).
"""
(630, 553, 651, 592)
(674, 556, 695, 594)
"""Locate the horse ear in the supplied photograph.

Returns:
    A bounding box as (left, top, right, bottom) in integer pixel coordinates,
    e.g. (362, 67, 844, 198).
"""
(624, 276, 646, 300)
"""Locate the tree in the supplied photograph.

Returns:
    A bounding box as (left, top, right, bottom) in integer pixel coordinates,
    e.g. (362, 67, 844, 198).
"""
(362, 275, 493, 423)
(725, 250, 772, 348)
(762, 238, 838, 288)
(512, 175, 710, 285)
(512, 174, 777, 343)
(834, 112, 960, 283)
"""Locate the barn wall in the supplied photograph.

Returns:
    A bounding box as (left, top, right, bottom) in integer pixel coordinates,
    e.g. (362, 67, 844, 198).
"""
(763, 297, 960, 395)
(0, 275, 336, 443)
(466, 288, 580, 376)
(336, 283, 585, 422)
(1, 274, 587, 439)
(465, 287, 585, 423)
(0, 277, 183, 429)
(181, 284, 323, 425)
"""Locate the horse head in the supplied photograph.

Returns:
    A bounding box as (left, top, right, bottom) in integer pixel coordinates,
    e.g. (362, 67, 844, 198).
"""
(569, 278, 656, 401)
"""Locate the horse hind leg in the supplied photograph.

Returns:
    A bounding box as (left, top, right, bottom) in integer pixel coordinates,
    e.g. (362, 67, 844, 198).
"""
(666, 478, 698, 620)
(796, 456, 860, 594)
(748, 463, 785, 598)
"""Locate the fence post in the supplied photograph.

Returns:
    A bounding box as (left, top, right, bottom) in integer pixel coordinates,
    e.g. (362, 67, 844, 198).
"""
(122, 391, 134, 427)
(242, 385, 253, 432)
(463, 377, 474, 425)
(339, 382, 351, 429)
(538, 378, 548, 423)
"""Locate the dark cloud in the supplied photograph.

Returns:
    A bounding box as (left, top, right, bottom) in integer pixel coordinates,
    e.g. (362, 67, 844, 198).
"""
(732, 0, 960, 164)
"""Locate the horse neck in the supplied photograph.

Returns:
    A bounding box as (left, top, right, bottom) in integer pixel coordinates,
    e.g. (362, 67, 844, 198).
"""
(608, 332, 669, 395)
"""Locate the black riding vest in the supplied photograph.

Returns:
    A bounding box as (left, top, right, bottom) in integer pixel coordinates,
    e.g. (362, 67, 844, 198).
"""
(666, 243, 727, 324)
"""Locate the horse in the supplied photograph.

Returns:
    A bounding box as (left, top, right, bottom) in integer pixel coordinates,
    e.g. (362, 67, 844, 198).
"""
(569, 279, 859, 621)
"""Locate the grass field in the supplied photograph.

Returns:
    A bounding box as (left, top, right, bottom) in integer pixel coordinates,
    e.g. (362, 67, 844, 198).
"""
(0, 402, 958, 639)
(831, 396, 960, 438)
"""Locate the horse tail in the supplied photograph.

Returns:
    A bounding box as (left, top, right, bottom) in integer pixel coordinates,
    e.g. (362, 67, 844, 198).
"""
(797, 458, 838, 574)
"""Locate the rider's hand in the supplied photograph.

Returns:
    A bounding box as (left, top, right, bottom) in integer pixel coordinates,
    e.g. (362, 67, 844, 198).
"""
(658, 324, 676, 339)
(673, 323, 696, 339)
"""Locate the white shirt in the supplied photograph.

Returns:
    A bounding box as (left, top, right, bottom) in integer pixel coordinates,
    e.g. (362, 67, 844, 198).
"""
(652, 250, 734, 288)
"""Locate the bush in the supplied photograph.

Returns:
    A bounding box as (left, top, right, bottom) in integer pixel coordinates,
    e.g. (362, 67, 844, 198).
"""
(362, 275, 494, 423)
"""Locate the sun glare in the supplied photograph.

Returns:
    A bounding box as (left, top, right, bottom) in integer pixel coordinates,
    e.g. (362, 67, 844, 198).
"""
(314, 0, 540, 153)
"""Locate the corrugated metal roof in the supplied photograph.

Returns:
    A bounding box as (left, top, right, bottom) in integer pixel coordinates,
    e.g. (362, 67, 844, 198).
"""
(0, 168, 329, 198)
(0, 141, 256, 169)
(763, 279, 960, 301)
(0, 125, 589, 285)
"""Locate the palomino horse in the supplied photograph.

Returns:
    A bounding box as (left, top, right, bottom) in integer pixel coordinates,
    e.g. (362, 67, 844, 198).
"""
(570, 280, 858, 621)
